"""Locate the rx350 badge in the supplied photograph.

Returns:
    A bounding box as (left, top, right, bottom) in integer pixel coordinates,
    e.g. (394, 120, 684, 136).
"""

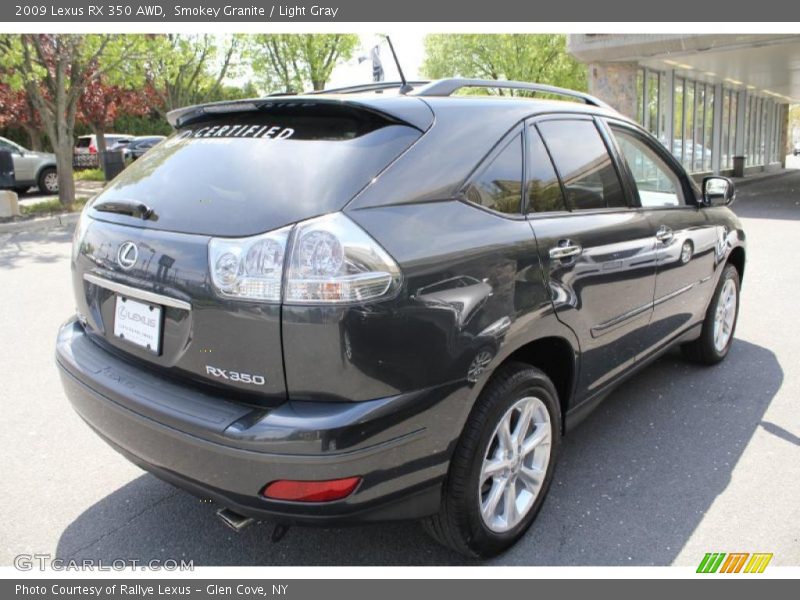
(205, 365, 266, 386)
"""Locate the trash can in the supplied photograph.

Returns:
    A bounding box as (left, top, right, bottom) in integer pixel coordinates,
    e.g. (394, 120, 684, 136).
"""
(732, 156, 746, 178)
(0, 149, 16, 190)
(101, 149, 126, 181)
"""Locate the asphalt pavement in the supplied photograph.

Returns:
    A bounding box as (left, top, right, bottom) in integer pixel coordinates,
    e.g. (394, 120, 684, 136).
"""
(1, 165, 798, 567)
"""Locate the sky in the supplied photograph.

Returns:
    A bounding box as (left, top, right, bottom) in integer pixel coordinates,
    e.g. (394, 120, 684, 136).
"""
(325, 32, 427, 87)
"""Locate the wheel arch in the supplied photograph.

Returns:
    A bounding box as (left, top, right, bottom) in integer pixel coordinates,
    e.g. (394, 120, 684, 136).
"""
(35, 162, 57, 181)
(727, 245, 745, 283)
(480, 335, 578, 433)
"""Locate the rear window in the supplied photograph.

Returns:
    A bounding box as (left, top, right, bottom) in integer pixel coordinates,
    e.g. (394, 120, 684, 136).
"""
(88, 105, 422, 236)
(76, 138, 91, 148)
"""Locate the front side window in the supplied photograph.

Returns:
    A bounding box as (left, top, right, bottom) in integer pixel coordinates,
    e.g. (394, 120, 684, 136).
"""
(537, 119, 627, 211)
(611, 126, 685, 208)
(463, 134, 523, 214)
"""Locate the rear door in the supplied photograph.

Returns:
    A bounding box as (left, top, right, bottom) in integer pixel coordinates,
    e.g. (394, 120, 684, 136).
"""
(527, 116, 657, 400)
(604, 119, 720, 355)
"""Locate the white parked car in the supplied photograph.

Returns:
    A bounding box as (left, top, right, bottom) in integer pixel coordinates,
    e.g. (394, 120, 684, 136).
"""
(73, 134, 134, 168)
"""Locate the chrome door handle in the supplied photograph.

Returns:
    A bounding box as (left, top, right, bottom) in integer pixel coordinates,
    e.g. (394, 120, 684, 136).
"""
(549, 244, 582, 259)
(656, 226, 674, 243)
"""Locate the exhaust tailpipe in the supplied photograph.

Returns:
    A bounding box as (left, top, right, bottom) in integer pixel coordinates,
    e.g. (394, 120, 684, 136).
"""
(216, 507, 255, 532)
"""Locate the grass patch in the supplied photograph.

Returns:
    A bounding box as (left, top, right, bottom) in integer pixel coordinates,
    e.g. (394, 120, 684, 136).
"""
(20, 197, 88, 217)
(74, 168, 106, 182)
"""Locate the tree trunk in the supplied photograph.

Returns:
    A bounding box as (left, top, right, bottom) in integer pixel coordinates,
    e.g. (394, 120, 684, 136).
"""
(93, 125, 108, 175)
(55, 137, 75, 209)
(24, 126, 43, 151)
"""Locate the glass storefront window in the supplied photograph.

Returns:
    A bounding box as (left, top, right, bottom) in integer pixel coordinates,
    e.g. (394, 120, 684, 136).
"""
(673, 78, 684, 164)
(703, 86, 714, 172)
(647, 71, 660, 136)
(683, 81, 695, 168)
(636, 69, 644, 126)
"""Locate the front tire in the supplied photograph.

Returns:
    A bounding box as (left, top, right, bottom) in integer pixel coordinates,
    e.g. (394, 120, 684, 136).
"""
(682, 263, 740, 364)
(423, 363, 561, 557)
(37, 167, 58, 194)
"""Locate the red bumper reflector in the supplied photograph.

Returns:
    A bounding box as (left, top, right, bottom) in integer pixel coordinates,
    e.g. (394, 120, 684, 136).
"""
(262, 477, 362, 502)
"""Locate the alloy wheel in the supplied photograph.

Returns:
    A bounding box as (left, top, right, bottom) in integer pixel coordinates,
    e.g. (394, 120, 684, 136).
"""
(43, 171, 59, 193)
(478, 396, 552, 533)
(713, 278, 737, 352)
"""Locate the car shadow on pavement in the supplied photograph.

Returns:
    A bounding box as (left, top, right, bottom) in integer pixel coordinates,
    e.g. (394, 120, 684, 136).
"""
(55, 340, 782, 566)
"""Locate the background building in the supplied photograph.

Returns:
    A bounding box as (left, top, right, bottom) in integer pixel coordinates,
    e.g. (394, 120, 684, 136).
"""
(568, 34, 800, 177)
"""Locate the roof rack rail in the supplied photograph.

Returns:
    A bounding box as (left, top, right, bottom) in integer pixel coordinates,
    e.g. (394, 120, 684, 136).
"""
(411, 78, 613, 109)
(306, 81, 430, 96)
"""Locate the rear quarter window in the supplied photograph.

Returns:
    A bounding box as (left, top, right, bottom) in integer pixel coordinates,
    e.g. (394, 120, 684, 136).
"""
(463, 134, 523, 215)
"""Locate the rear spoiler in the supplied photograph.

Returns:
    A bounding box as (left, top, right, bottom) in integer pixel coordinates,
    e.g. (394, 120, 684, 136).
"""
(166, 96, 434, 132)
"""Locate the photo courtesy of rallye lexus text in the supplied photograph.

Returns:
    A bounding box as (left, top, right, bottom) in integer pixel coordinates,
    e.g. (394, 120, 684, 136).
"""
(55, 78, 745, 558)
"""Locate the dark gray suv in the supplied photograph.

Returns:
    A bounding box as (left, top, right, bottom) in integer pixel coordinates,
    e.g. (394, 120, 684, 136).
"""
(56, 79, 745, 557)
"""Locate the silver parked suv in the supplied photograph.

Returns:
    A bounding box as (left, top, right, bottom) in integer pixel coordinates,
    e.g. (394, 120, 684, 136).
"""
(0, 135, 58, 194)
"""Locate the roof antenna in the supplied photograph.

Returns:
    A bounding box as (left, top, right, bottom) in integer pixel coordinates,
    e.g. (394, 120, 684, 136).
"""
(383, 35, 413, 95)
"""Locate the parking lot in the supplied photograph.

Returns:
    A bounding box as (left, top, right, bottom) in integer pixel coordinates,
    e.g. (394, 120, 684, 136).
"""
(1, 169, 798, 567)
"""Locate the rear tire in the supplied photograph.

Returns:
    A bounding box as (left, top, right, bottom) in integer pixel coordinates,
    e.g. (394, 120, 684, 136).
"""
(422, 362, 561, 557)
(681, 263, 740, 365)
(37, 167, 58, 194)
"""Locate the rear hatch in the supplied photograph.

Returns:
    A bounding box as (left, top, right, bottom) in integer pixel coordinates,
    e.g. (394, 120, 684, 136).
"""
(72, 98, 428, 405)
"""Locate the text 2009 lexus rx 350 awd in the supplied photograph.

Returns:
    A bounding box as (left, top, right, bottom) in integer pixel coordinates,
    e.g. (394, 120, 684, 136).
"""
(56, 79, 745, 557)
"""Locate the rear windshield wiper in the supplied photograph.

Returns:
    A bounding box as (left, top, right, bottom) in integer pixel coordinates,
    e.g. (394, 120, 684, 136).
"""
(93, 200, 157, 221)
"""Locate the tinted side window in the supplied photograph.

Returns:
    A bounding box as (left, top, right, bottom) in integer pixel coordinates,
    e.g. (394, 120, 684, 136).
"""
(610, 126, 685, 208)
(526, 128, 566, 213)
(537, 120, 627, 211)
(464, 134, 523, 214)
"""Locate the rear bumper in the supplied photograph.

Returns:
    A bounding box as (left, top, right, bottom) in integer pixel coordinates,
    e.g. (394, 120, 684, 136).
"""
(56, 319, 468, 524)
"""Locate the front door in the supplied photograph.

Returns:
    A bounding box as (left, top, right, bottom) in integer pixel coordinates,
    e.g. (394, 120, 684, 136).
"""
(604, 120, 721, 358)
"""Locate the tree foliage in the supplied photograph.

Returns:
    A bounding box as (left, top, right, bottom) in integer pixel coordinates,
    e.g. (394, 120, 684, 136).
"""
(248, 34, 359, 92)
(142, 34, 242, 118)
(0, 34, 142, 205)
(0, 82, 43, 149)
(422, 34, 586, 94)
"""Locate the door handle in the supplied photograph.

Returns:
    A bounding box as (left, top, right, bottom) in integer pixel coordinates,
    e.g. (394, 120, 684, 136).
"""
(656, 226, 674, 243)
(549, 242, 582, 260)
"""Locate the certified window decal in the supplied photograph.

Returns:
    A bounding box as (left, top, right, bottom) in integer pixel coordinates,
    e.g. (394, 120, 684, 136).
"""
(177, 124, 295, 140)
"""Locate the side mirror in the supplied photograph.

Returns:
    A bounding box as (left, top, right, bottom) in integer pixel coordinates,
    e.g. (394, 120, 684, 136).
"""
(702, 176, 735, 207)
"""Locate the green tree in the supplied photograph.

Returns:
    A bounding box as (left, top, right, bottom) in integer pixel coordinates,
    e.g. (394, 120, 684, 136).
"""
(0, 34, 143, 206)
(248, 34, 359, 93)
(422, 34, 586, 94)
(142, 34, 243, 119)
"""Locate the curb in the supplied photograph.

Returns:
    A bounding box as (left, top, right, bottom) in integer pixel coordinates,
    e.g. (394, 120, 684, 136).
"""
(0, 212, 79, 235)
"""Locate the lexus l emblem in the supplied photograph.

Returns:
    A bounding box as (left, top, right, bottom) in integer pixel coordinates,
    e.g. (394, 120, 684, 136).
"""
(117, 241, 139, 270)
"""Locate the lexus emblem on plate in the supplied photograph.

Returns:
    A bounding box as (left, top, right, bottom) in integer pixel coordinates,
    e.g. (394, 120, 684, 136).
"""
(117, 241, 139, 270)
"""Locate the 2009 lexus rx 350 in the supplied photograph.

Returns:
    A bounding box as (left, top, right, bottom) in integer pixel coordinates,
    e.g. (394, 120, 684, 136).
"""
(57, 79, 745, 557)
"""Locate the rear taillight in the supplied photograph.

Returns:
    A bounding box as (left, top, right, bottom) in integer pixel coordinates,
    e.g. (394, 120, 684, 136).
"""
(208, 226, 291, 302)
(284, 213, 401, 304)
(261, 477, 361, 502)
(207, 213, 401, 304)
(89, 143, 97, 154)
